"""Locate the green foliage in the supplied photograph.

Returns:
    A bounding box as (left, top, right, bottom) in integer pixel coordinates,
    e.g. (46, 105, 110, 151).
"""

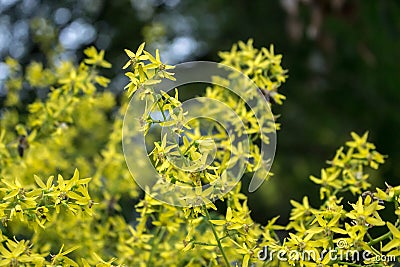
(0, 39, 399, 267)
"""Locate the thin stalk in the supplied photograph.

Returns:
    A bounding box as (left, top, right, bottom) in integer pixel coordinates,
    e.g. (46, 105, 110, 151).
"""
(204, 206, 231, 267)
(368, 231, 393, 246)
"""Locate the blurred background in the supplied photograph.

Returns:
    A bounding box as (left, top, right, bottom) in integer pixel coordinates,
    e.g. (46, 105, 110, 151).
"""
(1, 0, 400, 225)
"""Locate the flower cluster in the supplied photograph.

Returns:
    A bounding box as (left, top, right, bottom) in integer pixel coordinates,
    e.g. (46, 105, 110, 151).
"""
(0, 45, 132, 266)
(219, 39, 287, 105)
(277, 132, 398, 267)
(0, 38, 399, 267)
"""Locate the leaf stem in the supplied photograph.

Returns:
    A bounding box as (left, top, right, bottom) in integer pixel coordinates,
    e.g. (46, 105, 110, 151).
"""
(367, 221, 400, 247)
(368, 231, 392, 246)
(204, 206, 231, 267)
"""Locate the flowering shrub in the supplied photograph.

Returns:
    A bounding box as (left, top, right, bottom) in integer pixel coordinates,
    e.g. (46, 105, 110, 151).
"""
(0, 39, 399, 267)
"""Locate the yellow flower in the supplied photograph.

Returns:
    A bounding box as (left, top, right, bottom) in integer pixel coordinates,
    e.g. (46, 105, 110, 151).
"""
(34, 174, 54, 192)
(150, 134, 177, 167)
(346, 132, 373, 150)
(0, 239, 44, 266)
(209, 207, 244, 230)
(122, 42, 148, 69)
(308, 213, 347, 237)
(51, 244, 80, 266)
(334, 223, 369, 251)
(376, 183, 400, 202)
(1, 178, 24, 200)
(144, 49, 175, 80)
(310, 168, 342, 199)
(58, 67, 87, 93)
(218, 43, 238, 66)
(290, 196, 314, 221)
(5, 56, 20, 72)
(302, 252, 331, 267)
(124, 65, 161, 97)
(382, 222, 400, 255)
(82, 252, 116, 267)
(84, 46, 111, 68)
(346, 195, 385, 226)
(286, 232, 318, 251)
(235, 242, 256, 267)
